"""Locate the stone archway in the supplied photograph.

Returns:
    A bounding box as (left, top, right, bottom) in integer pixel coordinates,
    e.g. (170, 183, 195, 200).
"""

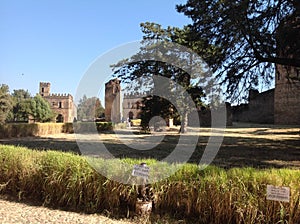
(56, 114, 64, 123)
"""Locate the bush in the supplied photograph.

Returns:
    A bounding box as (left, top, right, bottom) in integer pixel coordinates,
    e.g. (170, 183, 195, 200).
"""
(0, 123, 64, 138)
(62, 122, 74, 133)
(0, 144, 300, 223)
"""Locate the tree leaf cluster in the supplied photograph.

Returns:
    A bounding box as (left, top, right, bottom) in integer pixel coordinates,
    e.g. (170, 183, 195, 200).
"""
(0, 84, 55, 123)
(77, 95, 105, 121)
(176, 0, 300, 100)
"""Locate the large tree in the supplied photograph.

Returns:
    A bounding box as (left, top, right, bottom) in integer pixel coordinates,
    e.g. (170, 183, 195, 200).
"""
(10, 89, 32, 122)
(177, 0, 300, 101)
(77, 95, 105, 121)
(29, 95, 54, 122)
(113, 23, 211, 132)
(0, 84, 13, 124)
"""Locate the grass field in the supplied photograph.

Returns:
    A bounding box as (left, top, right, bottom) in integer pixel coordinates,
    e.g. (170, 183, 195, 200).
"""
(0, 122, 300, 223)
(1, 122, 299, 169)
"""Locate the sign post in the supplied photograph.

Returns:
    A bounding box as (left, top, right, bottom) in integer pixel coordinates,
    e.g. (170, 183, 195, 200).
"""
(132, 163, 152, 216)
(266, 185, 290, 203)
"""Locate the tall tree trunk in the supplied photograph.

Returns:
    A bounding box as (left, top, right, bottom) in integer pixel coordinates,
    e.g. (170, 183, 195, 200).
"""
(180, 110, 188, 133)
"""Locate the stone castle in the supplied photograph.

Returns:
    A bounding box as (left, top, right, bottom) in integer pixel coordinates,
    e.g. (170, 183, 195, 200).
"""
(232, 64, 300, 125)
(39, 82, 77, 123)
(233, 14, 300, 125)
(104, 79, 121, 122)
(104, 78, 145, 122)
(106, 68, 300, 125)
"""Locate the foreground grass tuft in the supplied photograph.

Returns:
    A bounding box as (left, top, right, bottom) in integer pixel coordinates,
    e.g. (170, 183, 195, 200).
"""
(0, 144, 300, 223)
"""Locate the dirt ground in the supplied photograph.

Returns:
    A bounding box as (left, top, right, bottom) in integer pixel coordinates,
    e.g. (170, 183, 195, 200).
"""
(1, 122, 299, 169)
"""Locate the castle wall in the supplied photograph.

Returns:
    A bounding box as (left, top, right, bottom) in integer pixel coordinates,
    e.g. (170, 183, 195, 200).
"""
(39, 82, 76, 123)
(122, 93, 145, 120)
(274, 66, 300, 125)
(274, 14, 300, 125)
(189, 103, 232, 127)
(232, 89, 274, 124)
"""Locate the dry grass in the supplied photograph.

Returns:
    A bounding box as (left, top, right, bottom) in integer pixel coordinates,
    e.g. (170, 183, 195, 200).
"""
(0, 123, 300, 223)
(0, 132, 300, 223)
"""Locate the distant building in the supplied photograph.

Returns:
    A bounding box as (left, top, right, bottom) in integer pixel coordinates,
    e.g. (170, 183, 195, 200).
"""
(39, 82, 77, 123)
(123, 92, 146, 120)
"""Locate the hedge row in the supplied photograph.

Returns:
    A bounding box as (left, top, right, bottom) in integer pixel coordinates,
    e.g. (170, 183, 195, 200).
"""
(0, 122, 124, 138)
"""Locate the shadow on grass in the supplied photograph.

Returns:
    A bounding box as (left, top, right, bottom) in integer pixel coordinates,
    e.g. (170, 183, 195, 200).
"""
(0, 130, 299, 169)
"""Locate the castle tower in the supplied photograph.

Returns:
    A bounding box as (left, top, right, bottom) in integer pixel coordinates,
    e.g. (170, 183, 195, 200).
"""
(39, 82, 51, 97)
(274, 15, 300, 125)
(105, 79, 121, 122)
(39, 82, 77, 123)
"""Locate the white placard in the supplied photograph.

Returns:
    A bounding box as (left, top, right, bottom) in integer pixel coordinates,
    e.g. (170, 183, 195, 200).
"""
(266, 185, 290, 203)
(132, 164, 150, 178)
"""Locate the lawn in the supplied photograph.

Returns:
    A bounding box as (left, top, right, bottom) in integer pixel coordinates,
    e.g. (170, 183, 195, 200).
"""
(1, 122, 299, 169)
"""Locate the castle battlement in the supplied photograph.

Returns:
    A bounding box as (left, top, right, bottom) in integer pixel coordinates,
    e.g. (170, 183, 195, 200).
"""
(123, 91, 151, 98)
(49, 93, 73, 98)
(39, 82, 76, 122)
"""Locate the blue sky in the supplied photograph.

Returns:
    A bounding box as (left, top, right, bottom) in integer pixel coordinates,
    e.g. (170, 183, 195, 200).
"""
(0, 0, 190, 101)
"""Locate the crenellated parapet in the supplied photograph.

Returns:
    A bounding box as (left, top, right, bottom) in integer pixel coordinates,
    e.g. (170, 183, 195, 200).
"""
(39, 82, 77, 122)
(123, 91, 151, 99)
(48, 93, 73, 99)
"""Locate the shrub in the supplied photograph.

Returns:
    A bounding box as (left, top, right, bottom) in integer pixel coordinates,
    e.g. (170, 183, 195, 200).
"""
(62, 122, 74, 133)
(0, 123, 65, 138)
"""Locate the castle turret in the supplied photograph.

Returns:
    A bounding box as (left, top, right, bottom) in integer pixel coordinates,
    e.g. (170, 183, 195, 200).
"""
(39, 82, 51, 97)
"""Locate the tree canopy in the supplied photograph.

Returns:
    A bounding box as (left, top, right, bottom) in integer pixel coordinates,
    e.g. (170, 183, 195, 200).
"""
(29, 94, 55, 122)
(11, 89, 32, 122)
(113, 23, 210, 132)
(176, 0, 300, 100)
(0, 84, 13, 124)
(77, 95, 105, 121)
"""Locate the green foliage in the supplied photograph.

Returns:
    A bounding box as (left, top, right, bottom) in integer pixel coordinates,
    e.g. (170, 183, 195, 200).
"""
(113, 22, 210, 133)
(29, 95, 55, 122)
(1, 144, 300, 223)
(0, 84, 13, 124)
(10, 89, 32, 122)
(140, 95, 178, 130)
(77, 95, 104, 121)
(177, 0, 300, 100)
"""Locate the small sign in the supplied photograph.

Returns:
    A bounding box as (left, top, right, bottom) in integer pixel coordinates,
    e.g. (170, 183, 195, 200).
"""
(266, 185, 290, 203)
(132, 164, 150, 178)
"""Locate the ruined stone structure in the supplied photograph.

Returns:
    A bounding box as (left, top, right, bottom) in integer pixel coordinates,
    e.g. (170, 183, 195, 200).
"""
(105, 79, 233, 125)
(233, 13, 300, 125)
(189, 103, 233, 127)
(274, 14, 300, 125)
(39, 82, 77, 123)
(123, 93, 146, 120)
(105, 79, 121, 123)
(232, 89, 274, 124)
(274, 65, 300, 124)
